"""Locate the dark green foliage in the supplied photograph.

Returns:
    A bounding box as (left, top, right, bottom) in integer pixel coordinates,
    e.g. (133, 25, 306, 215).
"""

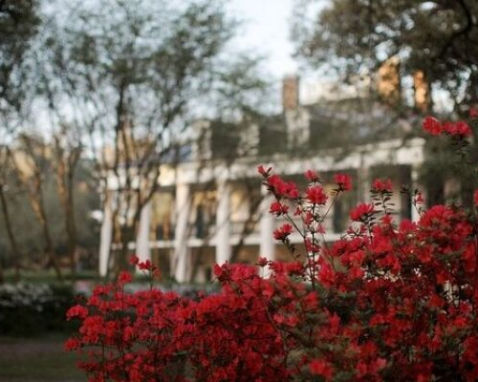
(0, 283, 79, 336)
(258, 117, 288, 156)
(211, 120, 240, 161)
(292, 0, 478, 104)
(0, 0, 41, 111)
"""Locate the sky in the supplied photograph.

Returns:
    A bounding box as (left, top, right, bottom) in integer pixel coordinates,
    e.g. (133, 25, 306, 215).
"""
(225, 0, 453, 111)
(226, 0, 331, 105)
(227, 0, 298, 80)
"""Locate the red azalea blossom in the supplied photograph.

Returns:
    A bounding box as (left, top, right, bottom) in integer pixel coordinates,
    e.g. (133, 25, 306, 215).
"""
(138, 259, 153, 271)
(306, 185, 328, 205)
(423, 116, 443, 136)
(470, 107, 478, 119)
(286, 183, 300, 199)
(257, 165, 271, 177)
(267, 174, 299, 199)
(67, 162, 478, 382)
(415, 191, 424, 204)
(269, 201, 289, 216)
(273, 223, 293, 240)
(129, 255, 139, 265)
(66, 305, 88, 320)
(304, 169, 320, 182)
(309, 359, 333, 379)
(350, 203, 375, 221)
(372, 178, 393, 193)
(443, 121, 472, 137)
(334, 173, 352, 191)
(118, 271, 132, 284)
(64, 338, 81, 351)
(256, 257, 269, 267)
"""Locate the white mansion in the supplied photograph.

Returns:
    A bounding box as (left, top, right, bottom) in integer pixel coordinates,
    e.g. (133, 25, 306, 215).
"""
(99, 74, 428, 283)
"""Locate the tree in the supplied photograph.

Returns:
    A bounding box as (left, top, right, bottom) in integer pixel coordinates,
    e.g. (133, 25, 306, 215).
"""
(291, 0, 478, 208)
(52, 126, 82, 278)
(0, 147, 22, 282)
(37, 0, 269, 277)
(0, 0, 40, 113)
(11, 134, 63, 280)
(292, 0, 478, 109)
(0, 0, 41, 282)
(0, 130, 98, 280)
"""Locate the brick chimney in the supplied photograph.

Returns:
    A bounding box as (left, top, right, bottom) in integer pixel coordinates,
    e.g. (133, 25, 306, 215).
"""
(282, 75, 300, 111)
(377, 56, 401, 105)
(413, 70, 432, 112)
(282, 75, 309, 148)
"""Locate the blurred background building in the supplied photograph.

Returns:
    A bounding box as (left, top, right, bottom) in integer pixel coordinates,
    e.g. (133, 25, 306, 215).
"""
(99, 73, 426, 282)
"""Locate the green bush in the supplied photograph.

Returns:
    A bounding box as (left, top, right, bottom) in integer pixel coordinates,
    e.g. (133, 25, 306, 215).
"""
(0, 283, 79, 336)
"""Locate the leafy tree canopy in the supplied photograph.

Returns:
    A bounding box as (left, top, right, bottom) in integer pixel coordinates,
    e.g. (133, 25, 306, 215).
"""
(292, 0, 478, 106)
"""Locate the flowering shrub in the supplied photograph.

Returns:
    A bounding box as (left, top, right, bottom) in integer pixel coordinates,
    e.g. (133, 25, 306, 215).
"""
(422, 116, 472, 138)
(67, 116, 478, 381)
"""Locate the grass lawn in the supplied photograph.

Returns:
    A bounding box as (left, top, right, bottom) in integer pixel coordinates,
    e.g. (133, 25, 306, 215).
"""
(0, 334, 85, 382)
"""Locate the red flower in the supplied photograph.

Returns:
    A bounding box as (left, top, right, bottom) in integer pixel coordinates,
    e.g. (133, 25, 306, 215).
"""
(371, 178, 393, 193)
(470, 107, 478, 119)
(443, 121, 472, 138)
(350, 203, 374, 221)
(305, 169, 320, 182)
(129, 255, 139, 265)
(267, 174, 299, 199)
(269, 201, 289, 216)
(273, 223, 293, 240)
(414, 191, 424, 204)
(334, 173, 352, 191)
(306, 185, 328, 205)
(423, 116, 443, 136)
(213, 262, 231, 281)
(66, 164, 478, 382)
(118, 271, 132, 284)
(66, 305, 88, 320)
(257, 165, 271, 177)
(256, 257, 269, 267)
(286, 182, 300, 199)
(64, 338, 81, 351)
(138, 259, 153, 271)
(309, 359, 333, 379)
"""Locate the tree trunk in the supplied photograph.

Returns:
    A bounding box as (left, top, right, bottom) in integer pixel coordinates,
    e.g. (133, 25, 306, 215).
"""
(230, 192, 262, 263)
(0, 186, 21, 282)
(114, 225, 136, 278)
(29, 177, 63, 282)
(66, 171, 78, 278)
(55, 152, 78, 279)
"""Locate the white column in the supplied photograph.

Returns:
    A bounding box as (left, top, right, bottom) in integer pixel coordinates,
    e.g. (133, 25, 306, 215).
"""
(136, 201, 152, 264)
(174, 183, 191, 282)
(411, 165, 421, 223)
(285, 108, 310, 149)
(215, 181, 231, 265)
(357, 166, 370, 203)
(260, 192, 275, 261)
(99, 194, 113, 277)
(238, 123, 259, 157)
